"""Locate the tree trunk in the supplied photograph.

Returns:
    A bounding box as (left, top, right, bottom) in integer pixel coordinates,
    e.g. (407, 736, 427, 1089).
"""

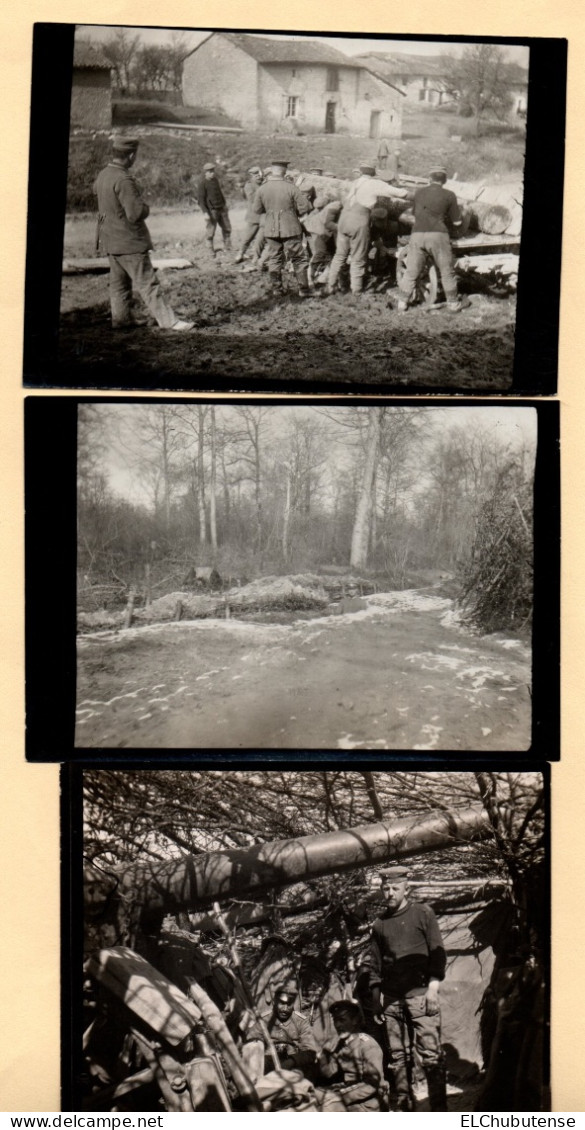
(282, 466, 292, 564)
(209, 407, 217, 552)
(350, 408, 384, 570)
(197, 408, 207, 546)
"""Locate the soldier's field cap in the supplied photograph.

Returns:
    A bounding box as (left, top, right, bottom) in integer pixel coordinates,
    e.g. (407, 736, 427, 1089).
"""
(271, 159, 289, 168)
(274, 986, 296, 1003)
(112, 137, 139, 154)
(429, 165, 448, 176)
(359, 163, 376, 176)
(248, 165, 262, 174)
(203, 162, 216, 171)
(330, 999, 363, 1019)
(379, 865, 410, 880)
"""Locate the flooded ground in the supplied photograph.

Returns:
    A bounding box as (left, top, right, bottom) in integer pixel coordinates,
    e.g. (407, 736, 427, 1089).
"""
(76, 589, 531, 750)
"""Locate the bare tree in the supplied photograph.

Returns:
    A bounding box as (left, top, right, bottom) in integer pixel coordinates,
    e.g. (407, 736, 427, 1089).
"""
(446, 44, 513, 136)
(101, 28, 140, 96)
(350, 408, 384, 569)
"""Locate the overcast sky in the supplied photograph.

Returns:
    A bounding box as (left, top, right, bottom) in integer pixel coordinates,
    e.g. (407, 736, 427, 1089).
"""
(86, 405, 537, 505)
(77, 26, 529, 67)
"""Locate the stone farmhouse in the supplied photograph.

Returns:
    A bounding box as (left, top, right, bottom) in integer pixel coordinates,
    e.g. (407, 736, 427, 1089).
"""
(355, 51, 528, 119)
(182, 33, 404, 138)
(71, 42, 112, 130)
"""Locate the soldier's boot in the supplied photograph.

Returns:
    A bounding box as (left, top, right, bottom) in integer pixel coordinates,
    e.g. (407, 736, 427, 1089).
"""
(206, 238, 216, 258)
(269, 271, 285, 297)
(391, 1063, 413, 1112)
(294, 264, 311, 297)
(424, 1063, 448, 1112)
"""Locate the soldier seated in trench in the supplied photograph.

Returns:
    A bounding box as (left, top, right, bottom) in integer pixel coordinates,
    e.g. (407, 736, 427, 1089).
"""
(314, 999, 386, 1111)
(241, 985, 318, 1081)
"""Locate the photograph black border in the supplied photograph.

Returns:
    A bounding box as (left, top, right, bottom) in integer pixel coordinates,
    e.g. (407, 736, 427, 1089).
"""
(23, 24, 566, 395)
(25, 394, 559, 763)
(62, 760, 551, 1111)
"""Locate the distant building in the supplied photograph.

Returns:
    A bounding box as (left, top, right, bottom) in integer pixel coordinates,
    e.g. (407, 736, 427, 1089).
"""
(71, 42, 112, 130)
(182, 33, 403, 137)
(355, 51, 528, 120)
(356, 53, 455, 107)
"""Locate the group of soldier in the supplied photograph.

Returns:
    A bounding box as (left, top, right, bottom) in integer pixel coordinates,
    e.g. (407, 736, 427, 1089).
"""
(236, 864, 449, 1113)
(93, 134, 468, 334)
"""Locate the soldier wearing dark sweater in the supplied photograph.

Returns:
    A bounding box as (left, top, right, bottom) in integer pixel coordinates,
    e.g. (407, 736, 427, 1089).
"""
(397, 166, 466, 313)
(196, 162, 232, 255)
(369, 865, 448, 1111)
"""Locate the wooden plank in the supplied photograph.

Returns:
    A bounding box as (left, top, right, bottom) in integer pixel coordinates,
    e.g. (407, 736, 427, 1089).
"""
(88, 946, 202, 1046)
(63, 258, 193, 274)
(155, 121, 244, 134)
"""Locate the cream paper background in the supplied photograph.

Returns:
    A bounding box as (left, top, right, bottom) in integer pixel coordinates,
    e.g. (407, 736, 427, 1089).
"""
(0, 0, 581, 1113)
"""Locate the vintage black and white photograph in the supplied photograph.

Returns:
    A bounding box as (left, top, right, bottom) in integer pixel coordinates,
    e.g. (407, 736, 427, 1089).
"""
(73, 402, 540, 752)
(24, 26, 565, 391)
(75, 768, 548, 1112)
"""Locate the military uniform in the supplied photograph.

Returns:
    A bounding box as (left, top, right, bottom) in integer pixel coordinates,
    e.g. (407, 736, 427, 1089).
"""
(398, 177, 462, 307)
(244, 1007, 318, 1076)
(317, 1029, 384, 1111)
(94, 161, 179, 329)
(197, 167, 232, 253)
(370, 899, 447, 1110)
(235, 174, 265, 262)
(252, 176, 311, 294)
(327, 171, 408, 294)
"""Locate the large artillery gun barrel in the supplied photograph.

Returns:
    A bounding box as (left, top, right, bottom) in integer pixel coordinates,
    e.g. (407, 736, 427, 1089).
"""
(86, 806, 491, 919)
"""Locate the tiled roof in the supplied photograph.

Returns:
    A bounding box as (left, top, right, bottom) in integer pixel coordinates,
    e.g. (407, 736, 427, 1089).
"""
(356, 51, 528, 85)
(73, 42, 112, 69)
(186, 32, 362, 67)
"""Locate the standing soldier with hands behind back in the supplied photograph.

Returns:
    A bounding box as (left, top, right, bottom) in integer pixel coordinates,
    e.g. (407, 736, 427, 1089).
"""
(253, 159, 312, 298)
(197, 161, 232, 257)
(369, 865, 448, 1111)
(94, 137, 193, 332)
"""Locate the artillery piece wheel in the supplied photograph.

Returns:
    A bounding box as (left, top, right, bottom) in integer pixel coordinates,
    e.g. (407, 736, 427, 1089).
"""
(396, 245, 442, 306)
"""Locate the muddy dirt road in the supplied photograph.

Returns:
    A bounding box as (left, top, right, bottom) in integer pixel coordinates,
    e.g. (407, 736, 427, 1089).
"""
(76, 590, 531, 750)
(59, 209, 516, 390)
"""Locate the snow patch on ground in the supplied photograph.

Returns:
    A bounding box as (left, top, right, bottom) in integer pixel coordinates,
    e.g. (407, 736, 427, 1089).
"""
(413, 723, 443, 750)
(337, 734, 389, 750)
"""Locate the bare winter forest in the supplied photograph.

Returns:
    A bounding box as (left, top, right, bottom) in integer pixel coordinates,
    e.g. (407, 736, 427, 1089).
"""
(77, 405, 535, 749)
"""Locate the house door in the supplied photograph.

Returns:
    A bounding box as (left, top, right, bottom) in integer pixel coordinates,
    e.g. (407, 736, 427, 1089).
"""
(325, 101, 336, 133)
(369, 110, 381, 139)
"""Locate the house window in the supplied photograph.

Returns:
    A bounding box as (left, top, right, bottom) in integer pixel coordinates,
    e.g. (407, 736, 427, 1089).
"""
(326, 66, 339, 91)
(286, 95, 299, 118)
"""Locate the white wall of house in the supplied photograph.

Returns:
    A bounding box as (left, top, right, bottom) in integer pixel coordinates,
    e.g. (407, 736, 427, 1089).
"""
(258, 63, 402, 136)
(182, 35, 260, 128)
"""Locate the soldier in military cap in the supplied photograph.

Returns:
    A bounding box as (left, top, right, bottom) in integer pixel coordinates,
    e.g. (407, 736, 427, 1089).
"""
(326, 162, 408, 296)
(196, 161, 232, 256)
(396, 165, 467, 313)
(369, 865, 448, 1111)
(315, 999, 385, 1111)
(235, 165, 265, 264)
(93, 137, 193, 331)
(241, 984, 318, 1080)
(252, 160, 313, 297)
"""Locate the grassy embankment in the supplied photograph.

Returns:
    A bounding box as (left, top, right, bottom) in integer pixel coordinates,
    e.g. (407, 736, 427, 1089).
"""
(67, 101, 526, 213)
